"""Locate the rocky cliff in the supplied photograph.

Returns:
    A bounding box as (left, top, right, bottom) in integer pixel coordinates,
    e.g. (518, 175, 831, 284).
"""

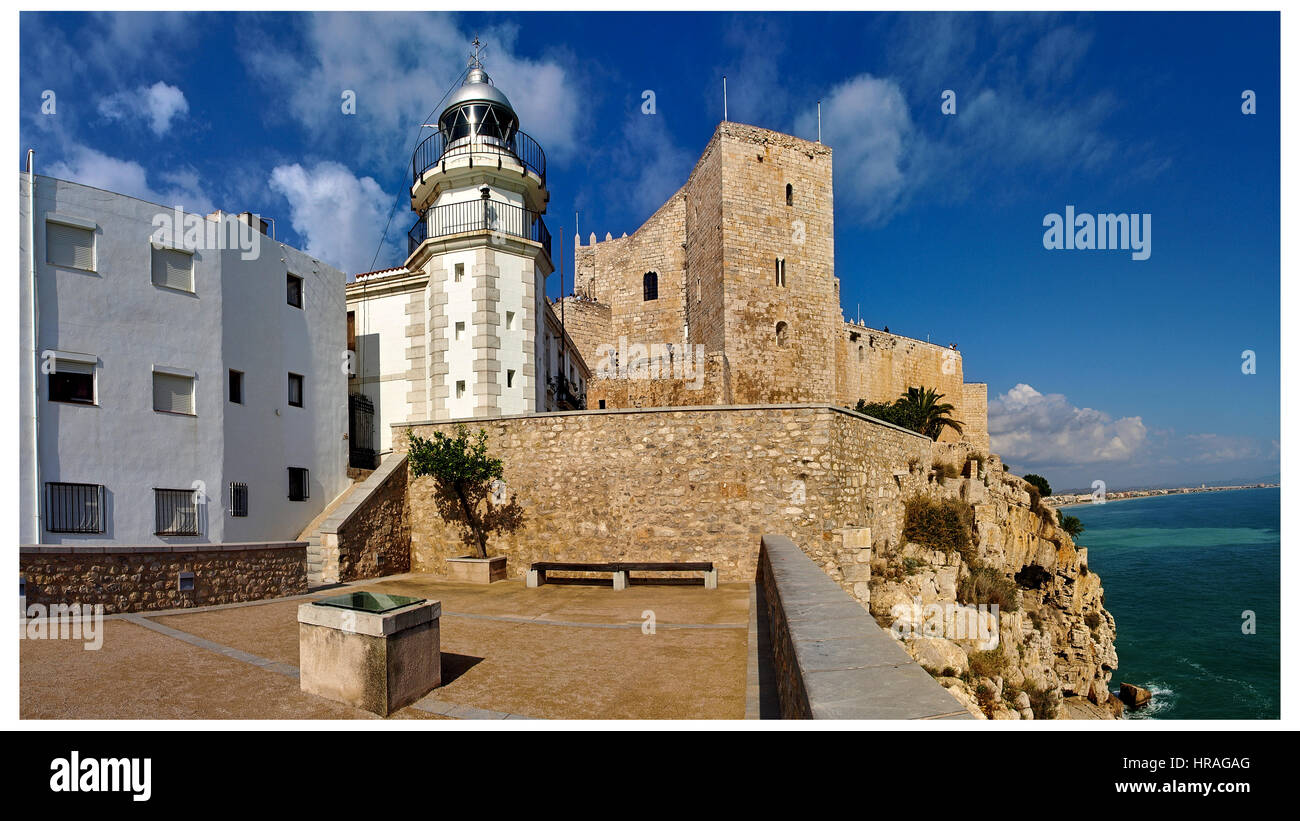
(863, 451, 1120, 720)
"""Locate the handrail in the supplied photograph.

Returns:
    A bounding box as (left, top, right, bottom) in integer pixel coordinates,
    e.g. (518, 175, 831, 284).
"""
(411, 130, 547, 187)
(408, 198, 550, 258)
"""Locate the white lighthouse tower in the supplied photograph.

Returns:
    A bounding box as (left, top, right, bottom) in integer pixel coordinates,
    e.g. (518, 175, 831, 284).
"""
(406, 39, 554, 419)
(346, 41, 587, 454)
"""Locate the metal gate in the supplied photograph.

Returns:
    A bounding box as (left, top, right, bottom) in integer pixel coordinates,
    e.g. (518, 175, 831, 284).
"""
(348, 393, 376, 469)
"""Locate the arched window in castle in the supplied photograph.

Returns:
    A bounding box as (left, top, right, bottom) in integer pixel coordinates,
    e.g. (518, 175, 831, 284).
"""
(785, 183, 793, 206)
(775, 321, 789, 348)
(775, 257, 786, 287)
(643, 271, 658, 301)
(858, 345, 865, 363)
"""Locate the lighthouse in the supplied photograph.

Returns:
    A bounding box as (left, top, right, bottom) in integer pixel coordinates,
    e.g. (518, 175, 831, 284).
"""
(405, 38, 555, 419)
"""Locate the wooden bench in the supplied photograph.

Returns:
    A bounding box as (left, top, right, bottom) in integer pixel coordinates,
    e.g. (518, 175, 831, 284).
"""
(526, 561, 717, 590)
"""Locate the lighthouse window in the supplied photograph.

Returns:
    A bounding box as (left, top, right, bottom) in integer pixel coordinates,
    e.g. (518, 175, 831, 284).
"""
(775, 321, 789, 348)
(643, 271, 658, 301)
(786, 184, 794, 206)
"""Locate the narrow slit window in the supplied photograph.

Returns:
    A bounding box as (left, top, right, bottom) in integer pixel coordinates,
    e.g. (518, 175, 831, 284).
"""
(288, 373, 304, 407)
(229, 482, 248, 517)
(229, 370, 244, 404)
(643, 271, 658, 301)
(287, 273, 303, 308)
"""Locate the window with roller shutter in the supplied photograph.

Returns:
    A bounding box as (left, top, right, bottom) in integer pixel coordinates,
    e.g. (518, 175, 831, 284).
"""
(153, 371, 195, 415)
(151, 246, 194, 293)
(46, 221, 95, 271)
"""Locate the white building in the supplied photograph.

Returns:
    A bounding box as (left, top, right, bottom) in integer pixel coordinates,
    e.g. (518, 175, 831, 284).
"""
(19, 168, 350, 546)
(346, 46, 588, 456)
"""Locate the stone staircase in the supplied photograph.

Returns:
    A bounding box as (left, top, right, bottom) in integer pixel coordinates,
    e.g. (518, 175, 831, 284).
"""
(297, 468, 373, 588)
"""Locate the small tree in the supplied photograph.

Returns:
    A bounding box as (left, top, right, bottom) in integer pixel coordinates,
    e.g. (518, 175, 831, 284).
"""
(406, 425, 504, 559)
(1059, 513, 1085, 539)
(1023, 473, 1052, 497)
(894, 387, 964, 441)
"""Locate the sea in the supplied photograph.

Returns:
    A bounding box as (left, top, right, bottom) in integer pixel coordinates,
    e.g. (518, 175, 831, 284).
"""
(1066, 487, 1279, 720)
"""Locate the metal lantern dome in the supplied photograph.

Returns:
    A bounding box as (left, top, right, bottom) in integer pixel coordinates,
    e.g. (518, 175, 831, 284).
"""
(438, 53, 519, 148)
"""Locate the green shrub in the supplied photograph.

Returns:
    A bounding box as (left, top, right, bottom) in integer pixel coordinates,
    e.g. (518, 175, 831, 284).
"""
(902, 496, 973, 559)
(902, 556, 927, 576)
(1023, 681, 1061, 720)
(959, 567, 1021, 612)
(1059, 513, 1085, 538)
(1023, 474, 1052, 497)
(968, 649, 1008, 680)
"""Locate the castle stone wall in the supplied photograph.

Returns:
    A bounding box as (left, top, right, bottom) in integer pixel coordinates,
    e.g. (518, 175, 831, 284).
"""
(961, 383, 989, 453)
(836, 323, 969, 443)
(563, 121, 988, 444)
(717, 123, 840, 404)
(555, 297, 611, 375)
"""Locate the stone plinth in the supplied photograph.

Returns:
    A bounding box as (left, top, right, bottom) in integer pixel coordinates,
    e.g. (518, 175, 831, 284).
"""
(446, 555, 507, 584)
(298, 594, 441, 715)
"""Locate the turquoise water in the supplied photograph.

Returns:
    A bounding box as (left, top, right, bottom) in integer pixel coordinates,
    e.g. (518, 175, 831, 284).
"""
(1069, 487, 1279, 720)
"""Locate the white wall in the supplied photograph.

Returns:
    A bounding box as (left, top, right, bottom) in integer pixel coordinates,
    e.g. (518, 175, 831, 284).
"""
(18, 174, 348, 545)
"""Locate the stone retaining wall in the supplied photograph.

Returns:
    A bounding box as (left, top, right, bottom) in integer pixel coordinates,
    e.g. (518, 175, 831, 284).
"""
(394, 404, 934, 582)
(757, 533, 974, 719)
(319, 453, 411, 582)
(19, 542, 307, 614)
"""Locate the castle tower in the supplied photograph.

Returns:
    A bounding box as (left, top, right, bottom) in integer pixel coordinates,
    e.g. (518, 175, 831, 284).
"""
(407, 40, 552, 418)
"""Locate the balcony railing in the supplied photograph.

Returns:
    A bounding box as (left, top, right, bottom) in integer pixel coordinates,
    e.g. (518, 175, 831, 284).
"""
(411, 130, 547, 188)
(408, 198, 551, 258)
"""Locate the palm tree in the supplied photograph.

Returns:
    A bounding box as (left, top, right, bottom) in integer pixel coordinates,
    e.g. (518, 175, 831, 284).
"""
(893, 386, 964, 441)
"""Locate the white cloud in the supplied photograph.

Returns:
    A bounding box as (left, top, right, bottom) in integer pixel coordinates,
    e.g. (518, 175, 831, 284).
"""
(794, 74, 914, 225)
(46, 143, 214, 215)
(239, 13, 583, 168)
(989, 383, 1147, 466)
(268, 161, 393, 274)
(99, 81, 189, 135)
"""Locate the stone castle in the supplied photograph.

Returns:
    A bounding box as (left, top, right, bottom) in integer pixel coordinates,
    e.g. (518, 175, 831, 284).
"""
(559, 121, 988, 451)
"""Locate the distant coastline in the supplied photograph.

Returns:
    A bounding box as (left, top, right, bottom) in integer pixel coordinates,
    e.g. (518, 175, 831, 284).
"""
(1046, 483, 1278, 509)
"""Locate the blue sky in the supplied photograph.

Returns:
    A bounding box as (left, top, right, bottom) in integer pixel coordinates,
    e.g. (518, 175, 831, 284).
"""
(19, 11, 1279, 491)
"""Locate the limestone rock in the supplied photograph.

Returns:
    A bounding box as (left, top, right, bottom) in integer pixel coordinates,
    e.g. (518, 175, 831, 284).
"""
(1119, 682, 1152, 708)
(908, 636, 969, 676)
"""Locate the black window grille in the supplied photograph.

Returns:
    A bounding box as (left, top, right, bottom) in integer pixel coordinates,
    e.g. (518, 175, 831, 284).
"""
(229, 482, 248, 517)
(155, 488, 200, 536)
(288, 468, 310, 501)
(45, 482, 105, 533)
(643, 271, 658, 301)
